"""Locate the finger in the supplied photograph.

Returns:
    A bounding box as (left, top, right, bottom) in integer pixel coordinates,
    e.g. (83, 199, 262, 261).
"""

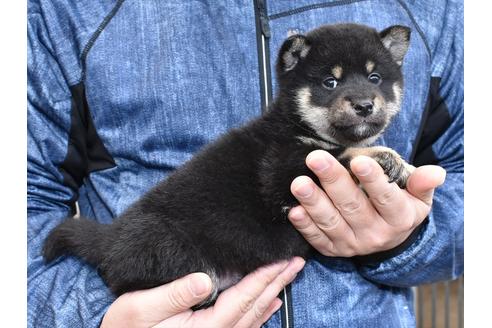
(155, 300, 282, 328)
(212, 260, 291, 326)
(290, 176, 358, 249)
(152, 311, 194, 328)
(257, 298, 283, 327)
(305, 150, 376, 223)
(235, 258, 305, 328)
(244, 298, 283, 328)
(287, 205, 334, 254)
(406, 165, 446, 206)
(350, 156, 408, 225)
(125, 272, 212, 325)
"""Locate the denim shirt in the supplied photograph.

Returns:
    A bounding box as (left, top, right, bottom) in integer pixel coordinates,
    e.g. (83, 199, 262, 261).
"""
(27, 1, 463, 327)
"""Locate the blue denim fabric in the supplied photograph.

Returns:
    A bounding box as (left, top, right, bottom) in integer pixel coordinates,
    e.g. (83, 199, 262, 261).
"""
(28, 0, 463, 327)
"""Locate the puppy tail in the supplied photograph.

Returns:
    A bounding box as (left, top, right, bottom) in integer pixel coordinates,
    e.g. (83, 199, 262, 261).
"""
(43, 217, 109, 266)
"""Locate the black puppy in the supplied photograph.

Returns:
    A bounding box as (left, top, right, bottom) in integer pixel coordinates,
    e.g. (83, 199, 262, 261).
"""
(44, 23, 413, 303)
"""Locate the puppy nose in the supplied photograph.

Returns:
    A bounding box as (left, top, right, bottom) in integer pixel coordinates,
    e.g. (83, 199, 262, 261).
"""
(353, 101, 373, 117)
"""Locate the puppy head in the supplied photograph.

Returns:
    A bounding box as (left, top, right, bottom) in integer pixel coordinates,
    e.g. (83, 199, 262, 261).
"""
(276, 24, 410, 146)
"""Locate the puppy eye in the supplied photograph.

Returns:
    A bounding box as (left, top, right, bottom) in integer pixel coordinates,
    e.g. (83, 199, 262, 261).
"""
(322, 77, 338, 90)
(368, 73, 382, 85)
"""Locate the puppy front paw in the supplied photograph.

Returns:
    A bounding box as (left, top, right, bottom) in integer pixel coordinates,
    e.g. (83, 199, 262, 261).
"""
(369, 148, 414, 188)
(339, 146, 414, 188)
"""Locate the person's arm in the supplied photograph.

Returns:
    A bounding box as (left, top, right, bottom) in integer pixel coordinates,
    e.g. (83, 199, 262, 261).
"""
(288, 127, 460, 288)
(27, 7, 116, 326)
(101, 258, 304, 328)
(354, 6, 464, 285)
(287, 6, 463, 286)
(28, 6, 304, 327)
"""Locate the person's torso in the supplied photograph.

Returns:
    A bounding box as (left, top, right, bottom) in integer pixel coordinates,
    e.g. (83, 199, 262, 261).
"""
(48, 1, 449, 326)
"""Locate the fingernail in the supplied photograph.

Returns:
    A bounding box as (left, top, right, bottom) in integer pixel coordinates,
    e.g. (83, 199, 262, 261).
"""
(287, 273, 299, 284)
(309, 154, 330, 172)
(437, 167, 447, 183)
(295, 184, 313, 198)
(292, 257, 306, 270)
(272, 299, 283, 313)
(189, 273, 211, 297)
(354, 159, 372, 176)
(288, 207, 305, 221)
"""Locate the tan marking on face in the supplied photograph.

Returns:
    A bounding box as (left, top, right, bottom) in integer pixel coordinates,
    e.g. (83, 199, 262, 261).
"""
(342, 99, 352, 112)
(373, 95, 384, 113)
(295, 87, 339, 144)
(331, 95, 352, 113)
(331, 65, 343, 79)
(385, 83, 403, 117)
(366, 60, 375, 73)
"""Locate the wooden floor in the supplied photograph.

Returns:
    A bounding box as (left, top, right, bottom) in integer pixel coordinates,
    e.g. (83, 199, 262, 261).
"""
(415, 277, 464, 328)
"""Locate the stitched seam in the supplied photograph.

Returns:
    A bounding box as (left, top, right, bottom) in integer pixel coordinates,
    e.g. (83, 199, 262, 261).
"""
(269, 0, 368, 20)
(268, 0, 432, 62)
(80, 0, 126, 82)
(254, 0, 273, 112)
(286, 284, 294, 328)
(409, 77, 440, 164)
(395, 0, 432, 60)
(85, 175, 116, 219)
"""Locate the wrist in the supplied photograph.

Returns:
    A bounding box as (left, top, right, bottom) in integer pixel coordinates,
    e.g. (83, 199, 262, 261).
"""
(352, 217, 429, 267)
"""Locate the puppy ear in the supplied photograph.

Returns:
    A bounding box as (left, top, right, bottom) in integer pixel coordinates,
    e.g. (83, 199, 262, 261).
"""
(379, 25, 411, 65)
(277, 34, 311, 73)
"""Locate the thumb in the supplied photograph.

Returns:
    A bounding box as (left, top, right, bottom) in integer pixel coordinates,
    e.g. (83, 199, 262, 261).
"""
(132, 272, 213, 325)
(406, 165, 446, 205)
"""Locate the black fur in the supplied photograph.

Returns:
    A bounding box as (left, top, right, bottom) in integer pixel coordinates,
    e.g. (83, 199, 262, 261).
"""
(44, 24, 411, 302)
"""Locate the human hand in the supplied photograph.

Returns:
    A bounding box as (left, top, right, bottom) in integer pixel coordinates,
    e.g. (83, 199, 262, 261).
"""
(288, 150, 446, 257)
(101, 257, 305, 328)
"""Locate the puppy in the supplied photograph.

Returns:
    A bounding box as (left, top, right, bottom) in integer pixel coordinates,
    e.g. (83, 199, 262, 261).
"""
(44, 23, 413, 303)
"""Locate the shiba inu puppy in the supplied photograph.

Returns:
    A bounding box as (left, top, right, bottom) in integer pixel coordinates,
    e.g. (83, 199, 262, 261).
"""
(44, 23, 412, 304)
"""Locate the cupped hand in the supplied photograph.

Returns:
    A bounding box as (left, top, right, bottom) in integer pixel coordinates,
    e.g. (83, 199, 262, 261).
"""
(288, 150, 446, 257)
(101, 257, 305, 328)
